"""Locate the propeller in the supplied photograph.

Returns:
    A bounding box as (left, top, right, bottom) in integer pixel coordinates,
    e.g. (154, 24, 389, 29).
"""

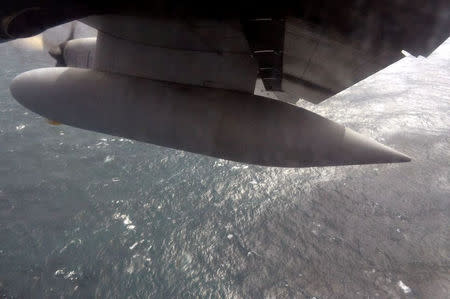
(47, 22, 76, 66)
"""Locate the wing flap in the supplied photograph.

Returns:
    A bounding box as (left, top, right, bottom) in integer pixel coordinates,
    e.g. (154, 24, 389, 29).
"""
(280, 17, 402, 104)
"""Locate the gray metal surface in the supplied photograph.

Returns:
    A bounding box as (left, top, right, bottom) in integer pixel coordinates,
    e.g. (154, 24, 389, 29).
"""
(89, 16, 258, 93)
(280, 17, 402, 104)
(10, 67, 409, 168)
(63, 37, 96, 68)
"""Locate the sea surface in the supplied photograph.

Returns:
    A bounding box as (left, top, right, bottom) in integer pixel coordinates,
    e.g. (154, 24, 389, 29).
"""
(0, 24, 449, 298)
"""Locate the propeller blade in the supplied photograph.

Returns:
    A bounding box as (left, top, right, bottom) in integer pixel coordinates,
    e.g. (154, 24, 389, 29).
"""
(46, 22, 76, 66)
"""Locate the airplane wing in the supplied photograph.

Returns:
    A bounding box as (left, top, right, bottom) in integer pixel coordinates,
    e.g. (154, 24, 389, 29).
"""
(3, 1, 449, 167)
(2, 2, 449, 100)
(242, 1, 450, 104)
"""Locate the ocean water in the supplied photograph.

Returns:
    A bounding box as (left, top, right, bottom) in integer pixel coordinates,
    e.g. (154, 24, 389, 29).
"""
(0, 26, 449, 298)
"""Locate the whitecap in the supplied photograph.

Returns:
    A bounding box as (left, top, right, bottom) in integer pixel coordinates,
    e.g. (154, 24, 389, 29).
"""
(123, 216, 132, 225)
(397, 280, 411, 294)
(129, 242, 138, 250)
(104, 155, 114, 163)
